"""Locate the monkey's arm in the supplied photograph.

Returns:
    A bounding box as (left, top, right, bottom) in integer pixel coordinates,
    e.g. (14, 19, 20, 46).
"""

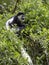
(6, 20, 10, 30)
(6, 17, 14, 30)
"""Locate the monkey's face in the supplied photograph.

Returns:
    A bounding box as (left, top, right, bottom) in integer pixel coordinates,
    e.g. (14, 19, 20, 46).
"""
(18, 14, 25, 22)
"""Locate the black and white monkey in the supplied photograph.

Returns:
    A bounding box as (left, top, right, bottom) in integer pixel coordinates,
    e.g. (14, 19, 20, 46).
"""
(6, 12, 25, 32)
(6, 12, 33, 65)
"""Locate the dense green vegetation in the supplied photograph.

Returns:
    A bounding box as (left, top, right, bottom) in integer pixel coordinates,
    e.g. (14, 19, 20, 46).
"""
(0, 0, 49, 65)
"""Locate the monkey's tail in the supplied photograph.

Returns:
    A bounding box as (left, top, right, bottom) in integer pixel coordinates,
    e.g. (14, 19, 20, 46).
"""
(21, 46, 33, 65)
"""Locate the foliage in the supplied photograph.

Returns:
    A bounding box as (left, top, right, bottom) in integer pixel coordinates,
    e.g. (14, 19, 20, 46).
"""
(0, 0, 49, 65)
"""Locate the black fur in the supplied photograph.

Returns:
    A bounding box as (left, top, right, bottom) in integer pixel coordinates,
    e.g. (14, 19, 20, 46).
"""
(13, 15, 25, 27)
(9, 12, 25, 28)
(8, 12, 25, 33)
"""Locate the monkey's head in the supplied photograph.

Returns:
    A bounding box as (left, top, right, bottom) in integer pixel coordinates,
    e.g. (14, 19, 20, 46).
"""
(17, 12, 25, 22)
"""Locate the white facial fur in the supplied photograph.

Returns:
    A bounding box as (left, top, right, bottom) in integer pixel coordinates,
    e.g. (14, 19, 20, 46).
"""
(18, 15, 25, 22)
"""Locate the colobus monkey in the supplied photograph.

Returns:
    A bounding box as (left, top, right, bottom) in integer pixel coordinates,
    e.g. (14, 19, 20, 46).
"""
(6, 12, 25, 32)
(6, 12, 33, 65)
